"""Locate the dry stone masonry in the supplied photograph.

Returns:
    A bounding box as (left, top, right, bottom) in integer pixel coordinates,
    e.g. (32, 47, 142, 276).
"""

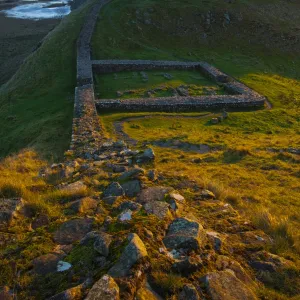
(93, 60, 266, 112)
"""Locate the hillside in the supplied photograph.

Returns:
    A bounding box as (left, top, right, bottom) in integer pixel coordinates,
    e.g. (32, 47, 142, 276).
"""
(0, 0, 299, 299)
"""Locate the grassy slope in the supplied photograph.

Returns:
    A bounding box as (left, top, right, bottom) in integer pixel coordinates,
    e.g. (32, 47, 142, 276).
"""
(94, 1, 300, 294)
(0, 1, 96, 161)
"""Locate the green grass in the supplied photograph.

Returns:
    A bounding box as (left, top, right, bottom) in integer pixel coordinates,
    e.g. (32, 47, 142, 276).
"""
(0, 0, 96, 160)
(94, 69, 225, 99)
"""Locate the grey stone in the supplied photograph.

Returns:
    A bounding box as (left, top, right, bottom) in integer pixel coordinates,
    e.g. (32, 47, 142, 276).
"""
(94, 232, 112, 257)
(102, 196, 122, 205)
(48, 283, 85, 300)
(147, 170, 157, 181)
(202, 270, 257, 300)
(178, 284, 200, 300)
(108, 233, 148, 277)
(136, 186, 173, 205)
(54, 218, 93, 244)
(201, 189, 216, 199)
(137, 148, 155, 163)
(172, 256, 202, 275)
(121, 180, 141, 197)
(85, 275, 119, 300)
(117, 201, 142, 212)
(144, 201, 171, 220)
(206, 231, 223, 251)
(163, 217, 205, 251)
(118, 168, 145, 181)
(249, 261, 277, 273)
(103, 182, 124, 197)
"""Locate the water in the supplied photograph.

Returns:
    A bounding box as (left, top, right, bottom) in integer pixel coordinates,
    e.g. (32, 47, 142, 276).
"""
(1, 0, 73, 20)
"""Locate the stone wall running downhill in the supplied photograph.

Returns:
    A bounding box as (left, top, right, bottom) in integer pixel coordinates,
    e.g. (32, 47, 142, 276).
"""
(70, 0, 110, 157)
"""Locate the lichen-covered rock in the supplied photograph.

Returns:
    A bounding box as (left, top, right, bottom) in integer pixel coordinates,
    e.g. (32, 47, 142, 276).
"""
(202, 270, 257, 300)
(163, 217, 205, 251)
(54, 218, 93, 244)
(121, 180, 141, 197)
(178, 284, 200, 300)
(108, 233, 148, 277)
(136, 186, 173, 205)
(85, 275, 119, 300)
(103, 182, 124, 197)
(94, 232, 112, 257)
(68, 197, 98, 213)
(144, 201, 172, 220)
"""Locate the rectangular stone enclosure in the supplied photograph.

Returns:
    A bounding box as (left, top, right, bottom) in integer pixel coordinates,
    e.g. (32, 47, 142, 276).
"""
(92, 60, 266, 112)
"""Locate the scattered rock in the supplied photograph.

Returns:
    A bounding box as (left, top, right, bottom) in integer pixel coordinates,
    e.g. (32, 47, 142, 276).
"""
(144, 201, 172, 219)
(94, 232, 112, 257)
(137, 148, 155, 164)
(117, 201, 142, 212)
(211, 118, 219, 124)
(206, 231, 223, 251)
(202, 270, 257, 300)
(102, 196, 122, 205)
(68, 197, 98, 213)
(48, 281, 87, 300)
(216, 256, 253, 285)
(179, 284, 200, 300)
(118, 209, 133, 222)
(58, 181, 87, 193)
(54, 218, 93, 244)
(121, 180, 141, 197)
(163, 217, 205, 252)
(118, 168, 145, 181)
(0, 198, 25, 228)
(172, 256, 203, 275)
(147, 170, 157, 181)
(176, 86, 189, 96)
(201, 189, 216, 199)
(108, 233, 148, 277)
(103, 182, 124, 197)
(136, 186, 173, 205)
(31, 214, 49, 229)
(32, 252, 65, 275)
(85, 275, 119, 300)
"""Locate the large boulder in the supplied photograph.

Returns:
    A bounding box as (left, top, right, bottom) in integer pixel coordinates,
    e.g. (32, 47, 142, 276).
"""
(108, 233, 148, 277)
(54, 218, 93, 244)
(137, 148, 155, 164)
(85, 275, 119, 300)
(103, 182, 124, 197)
(163, 218, 205, 252)
(202, 270, 257, 300)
